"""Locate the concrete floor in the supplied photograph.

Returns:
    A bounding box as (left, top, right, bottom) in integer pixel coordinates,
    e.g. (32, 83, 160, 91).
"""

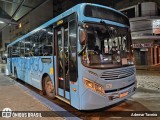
(133, 70, 160, 111)
(0, 64, 63, 120)
(0, 63, 160, 120)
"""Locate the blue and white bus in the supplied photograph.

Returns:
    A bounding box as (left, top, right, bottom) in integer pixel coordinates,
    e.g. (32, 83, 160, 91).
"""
(7, 3, 136, 110)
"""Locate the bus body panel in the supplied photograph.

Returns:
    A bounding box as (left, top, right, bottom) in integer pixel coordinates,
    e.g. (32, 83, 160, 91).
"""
(78, 64, 136, 110)
(11, 56, 54, 90)
(70, 82, 80, 109)
(80, 84, 136, 110)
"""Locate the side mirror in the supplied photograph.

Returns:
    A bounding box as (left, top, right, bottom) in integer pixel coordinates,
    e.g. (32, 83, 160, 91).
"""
(80, 30, 87, 45)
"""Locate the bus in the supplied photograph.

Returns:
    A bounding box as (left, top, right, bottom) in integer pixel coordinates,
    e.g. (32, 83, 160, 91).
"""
(7, 3, 137, 110)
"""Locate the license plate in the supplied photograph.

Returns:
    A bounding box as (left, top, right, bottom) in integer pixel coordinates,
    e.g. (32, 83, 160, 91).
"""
(119, 91, 128, 98)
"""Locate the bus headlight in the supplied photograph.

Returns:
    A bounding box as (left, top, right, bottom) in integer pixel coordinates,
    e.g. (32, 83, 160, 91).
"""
(83, 78, 105, 96)
(95, 84, 103, 93)
(127, 59, 134, 65)
(127, 56, 135, 65)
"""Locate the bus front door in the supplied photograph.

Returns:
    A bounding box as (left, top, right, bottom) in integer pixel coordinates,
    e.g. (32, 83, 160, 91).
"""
(55, 25, 70, 101)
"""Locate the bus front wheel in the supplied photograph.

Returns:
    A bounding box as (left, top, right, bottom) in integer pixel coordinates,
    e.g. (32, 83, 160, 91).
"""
(44, 76, 55, 99)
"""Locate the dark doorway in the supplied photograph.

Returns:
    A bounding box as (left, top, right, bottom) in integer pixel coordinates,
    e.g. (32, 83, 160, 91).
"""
(140, 51, 148, 65)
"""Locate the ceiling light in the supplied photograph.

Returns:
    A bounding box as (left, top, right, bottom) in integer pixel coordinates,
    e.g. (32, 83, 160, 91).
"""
(0, 21, 4, 24)
(18, 23, 22, 28)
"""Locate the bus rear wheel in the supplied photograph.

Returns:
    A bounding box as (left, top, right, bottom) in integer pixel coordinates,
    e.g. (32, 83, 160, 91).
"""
(44, 76, 55, 99)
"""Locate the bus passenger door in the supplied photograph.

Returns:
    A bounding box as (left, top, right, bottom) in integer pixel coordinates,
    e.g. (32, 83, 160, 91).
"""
(55, 25, 70, 101)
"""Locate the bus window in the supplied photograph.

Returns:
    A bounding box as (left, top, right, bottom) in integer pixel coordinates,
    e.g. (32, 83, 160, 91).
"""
(32, 26, 53, 56)
(23, 36, 34, 57)
(87, 33, 96, 50)
(24, 39, 32, 57)
(19, 40, 25, 57)
(81, 23, 132, 67)
(12, 42, 20, 57)
(43, 45, 52, 56)
(68, 20, 77, 82)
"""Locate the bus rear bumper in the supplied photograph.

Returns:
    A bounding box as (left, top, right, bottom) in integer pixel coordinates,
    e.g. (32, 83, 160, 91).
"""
(80, 82, 136, 110)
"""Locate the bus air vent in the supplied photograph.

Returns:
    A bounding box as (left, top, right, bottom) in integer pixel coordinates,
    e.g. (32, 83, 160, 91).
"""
(100, 67, 135, 80)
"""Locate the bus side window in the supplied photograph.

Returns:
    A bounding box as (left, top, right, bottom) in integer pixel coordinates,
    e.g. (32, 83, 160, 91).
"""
(34, 48, 38, 56)
(33, 25, 53, 56)
(12, 42, 20, 57)
(43, 46, 52, 56)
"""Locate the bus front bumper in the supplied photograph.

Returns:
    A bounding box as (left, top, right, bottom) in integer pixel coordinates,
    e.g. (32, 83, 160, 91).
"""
(80, 81, 136, 110)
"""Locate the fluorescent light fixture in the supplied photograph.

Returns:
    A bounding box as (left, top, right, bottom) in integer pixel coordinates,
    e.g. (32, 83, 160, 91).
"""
(24, 42, 30, 44)
(48, 32, 53, 35)
(0, 21, 4, 24)
(18, 23, 22, 28)
(42, 29, 46, 31)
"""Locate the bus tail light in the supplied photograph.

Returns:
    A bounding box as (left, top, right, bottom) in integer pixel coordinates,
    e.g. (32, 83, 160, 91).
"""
(83, 78, 105, 96)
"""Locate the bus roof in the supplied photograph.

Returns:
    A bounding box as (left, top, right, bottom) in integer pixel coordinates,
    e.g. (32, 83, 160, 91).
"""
(8, 3, 128, 47)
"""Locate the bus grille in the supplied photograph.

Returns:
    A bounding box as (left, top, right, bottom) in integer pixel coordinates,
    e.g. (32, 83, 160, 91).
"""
(100, 67, 135, 80)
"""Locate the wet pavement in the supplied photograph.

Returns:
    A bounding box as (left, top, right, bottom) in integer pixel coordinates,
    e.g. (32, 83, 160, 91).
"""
(0, 63, 6, 74)
(136, 70, 160, 91)
(0, 63, 160, 120)
(132, 70, 160, 111)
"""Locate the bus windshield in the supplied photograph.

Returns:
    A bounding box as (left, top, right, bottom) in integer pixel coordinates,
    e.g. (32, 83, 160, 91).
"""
(81, 23, 133, 68)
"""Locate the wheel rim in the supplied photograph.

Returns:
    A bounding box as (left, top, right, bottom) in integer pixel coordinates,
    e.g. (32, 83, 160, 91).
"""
(45, 80, 54, 93)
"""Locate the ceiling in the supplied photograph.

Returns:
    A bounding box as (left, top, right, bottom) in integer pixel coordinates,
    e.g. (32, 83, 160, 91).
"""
(0, 0, 126, 31)
(0, 0, 47, 31)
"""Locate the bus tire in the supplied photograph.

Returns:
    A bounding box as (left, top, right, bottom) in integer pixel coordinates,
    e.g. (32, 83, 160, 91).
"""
(44, 76, 55, 99)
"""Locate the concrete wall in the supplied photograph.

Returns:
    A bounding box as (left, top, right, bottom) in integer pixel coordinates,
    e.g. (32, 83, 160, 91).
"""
(2, 26, 10, 49)
(148, 48, 152, 65)
(0, 0, 54, 57)
(29, 0, 53, 31)
(120, 2, 158, 17)
(119, 2, 159, 38)
(130, 19, 153, 37)
(115, 0, 160, 10)
(141, 2, 157, 16)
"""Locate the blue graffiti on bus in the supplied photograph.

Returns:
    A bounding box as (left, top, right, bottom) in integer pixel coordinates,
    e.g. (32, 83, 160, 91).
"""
(12, 57, 45, 73)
